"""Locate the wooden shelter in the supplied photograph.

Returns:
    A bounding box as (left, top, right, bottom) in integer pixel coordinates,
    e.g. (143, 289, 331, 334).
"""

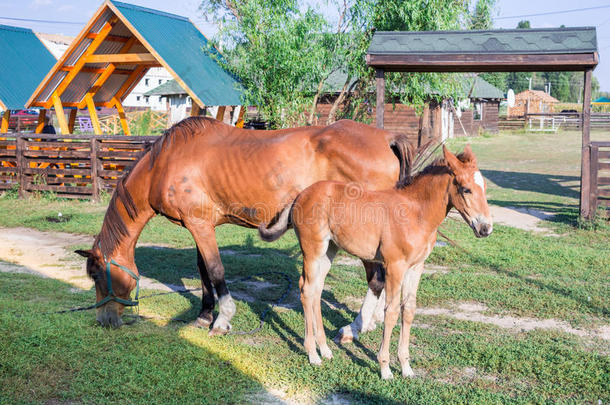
(26, 0, 243, 135)
(508, 89, 559, 118)
(367, 27, 599, 218)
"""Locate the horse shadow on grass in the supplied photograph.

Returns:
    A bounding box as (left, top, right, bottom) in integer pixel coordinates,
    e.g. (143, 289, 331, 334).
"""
(481, 169, 580, 200)
(133, 239, 381, 370)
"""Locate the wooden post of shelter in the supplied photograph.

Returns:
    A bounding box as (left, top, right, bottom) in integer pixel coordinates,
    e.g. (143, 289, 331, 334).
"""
(85, 94, 102, 135)
(113, 98, 130, 135)
(51, 93, 70, 135)
(1, 110, 10, 133)
(68, 109, 78, 134)
(216, 106, 226, 122)
(376, 69, 385, 129)
(579, 69, 593, 219)
(90, 137, 99, 202)
(191, 103, 201, 117)
(35, 109, 46, 134)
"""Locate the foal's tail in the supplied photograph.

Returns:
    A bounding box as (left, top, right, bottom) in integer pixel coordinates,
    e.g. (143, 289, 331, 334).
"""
(258, 203, 293, 242)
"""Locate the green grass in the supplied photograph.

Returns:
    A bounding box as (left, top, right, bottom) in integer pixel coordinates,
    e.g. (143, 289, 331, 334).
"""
(0, 130, 609, 403)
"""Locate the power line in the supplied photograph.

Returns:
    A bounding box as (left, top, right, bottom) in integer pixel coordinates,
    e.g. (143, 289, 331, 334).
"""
(495, 4, 610, 20)
(0, 16, 85, 25)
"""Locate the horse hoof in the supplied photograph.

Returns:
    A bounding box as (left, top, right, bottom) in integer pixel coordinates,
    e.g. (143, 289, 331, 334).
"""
(209, 327, 230, 337)
(334, 329, 355, 344)
(192, 317, 212, 329)
(320, 346, 333, 359)
(308, 353, 322, 366)
(380, 369, 394, 380)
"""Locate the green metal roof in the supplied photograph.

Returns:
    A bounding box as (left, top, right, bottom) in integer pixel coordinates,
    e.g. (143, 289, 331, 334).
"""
(593, 96, 610, 103)
(462, 76, 504, 99)
(144, 79, 185, 96)
(368, 27, 597, 55)
(0, 25, 56, 109)
(111, 0, 243, 106)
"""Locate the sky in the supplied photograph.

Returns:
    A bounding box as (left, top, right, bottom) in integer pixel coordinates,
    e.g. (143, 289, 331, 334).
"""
(0, 0, 608, 92)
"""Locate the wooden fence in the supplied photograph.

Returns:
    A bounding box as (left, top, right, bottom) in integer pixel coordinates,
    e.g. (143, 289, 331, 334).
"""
(589, 141, 610, 216)
(0, 133, 159, 200)
(499, 113, 610, 132)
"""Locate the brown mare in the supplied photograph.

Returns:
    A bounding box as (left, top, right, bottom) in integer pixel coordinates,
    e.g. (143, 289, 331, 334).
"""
(259, 145, 493, 379)
(75, 117, 412, 334)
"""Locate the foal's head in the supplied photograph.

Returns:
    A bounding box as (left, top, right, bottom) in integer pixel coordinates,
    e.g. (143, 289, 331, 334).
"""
(75, 247, 135, 328)
(443, 145, 493, 238)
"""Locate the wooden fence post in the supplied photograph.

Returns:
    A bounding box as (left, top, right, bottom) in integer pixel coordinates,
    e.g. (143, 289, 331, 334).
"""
(16, 135, 25, 198)
(90, 137, 99, 202)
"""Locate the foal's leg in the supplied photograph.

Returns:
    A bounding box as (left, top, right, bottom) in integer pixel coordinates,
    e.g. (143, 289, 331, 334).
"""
(192, 248, 216, 328)
(397, 262, 424, 378)
(299, 237, 331, 365)
(335, 261, 385, 343)
(313, 241, 338, 360)
(185, 221, 236, 336)
(378, 261, 406, 380)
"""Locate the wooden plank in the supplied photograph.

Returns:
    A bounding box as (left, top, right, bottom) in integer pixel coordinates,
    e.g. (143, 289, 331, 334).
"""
(113, 65, 147, 103)
(215, 106, 226, 121)
(24, 167, 91, 176)
(0, 175, 17, 181)
(52, 92, 70, 135)
(60, 66, 134, 75)
(97, 142, 150, 150)
(591, 142, 610, 147)
(35, 109, 46, 134)
(23, 157, 89, 164)
(598, 151, 610, 160)
(23, 149, 91, 158)
(0, 140, 16, 147)
(1, 110, 10, 133)
(85, 93, 102, 135)
(598, 189, 610, 198)
(0, 168, 17, 175)
(40, 176, 92, 185)
(25, 184, 92, 194)
(599, 198, 610, 207)
(0, 150, 17, 157)
(366, 53, 598, 72)
(24, 140, 89, 149)
(10, 133, 159, 141)
(599, 162, 610, 171)
(68, 109, 78, 133)
(191, 103, 200, 117)
(16, 136, 25, 198)
(97, 169, 127, 177)
(84, 53, 156, 64)
(598, 177, 610, 186)
(90, 138, 99, 201)
(85, 33, 130, 43)
(376, 69, 385, 129)
(579, 69, 592, 219)
(97, 150, 141, 159)
(590, 145, 599, 215)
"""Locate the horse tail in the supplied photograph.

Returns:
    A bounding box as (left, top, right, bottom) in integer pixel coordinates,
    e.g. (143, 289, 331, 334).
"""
(258, 203, 293, 242)
(390, 135, 415, 188)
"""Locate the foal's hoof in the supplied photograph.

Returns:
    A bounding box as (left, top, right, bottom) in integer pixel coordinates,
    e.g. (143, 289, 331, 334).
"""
(192, 317, 212, 329)
(334, 328, 355, 344)
(308, 352, 322, 366)
(209, 326, 231, 336)
(320, 345, 333, 359)
(380, 368, 394, 380)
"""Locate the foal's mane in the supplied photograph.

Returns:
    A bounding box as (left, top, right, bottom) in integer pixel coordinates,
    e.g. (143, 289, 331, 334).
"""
(96, 117, 213, 256)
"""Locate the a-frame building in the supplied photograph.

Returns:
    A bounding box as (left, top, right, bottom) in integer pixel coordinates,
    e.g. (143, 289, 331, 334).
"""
(26, 0, 243, 135)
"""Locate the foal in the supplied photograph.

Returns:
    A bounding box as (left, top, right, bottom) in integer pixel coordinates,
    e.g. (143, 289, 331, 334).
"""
(260, 145, 492, 379)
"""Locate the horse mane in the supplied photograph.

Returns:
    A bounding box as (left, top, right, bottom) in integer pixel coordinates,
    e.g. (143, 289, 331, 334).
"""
(394, 139, 439, 189)
(96, 116, 214, 256)
(395, 143, 472, 190)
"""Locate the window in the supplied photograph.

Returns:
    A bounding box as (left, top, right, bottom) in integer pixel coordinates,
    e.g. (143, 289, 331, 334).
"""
(136, 96, 141, 101)
(159, 79, 163, 85)
(145, 78, 149, 86)
(473, 102, 483, 121)
(145, 96, 150, 103)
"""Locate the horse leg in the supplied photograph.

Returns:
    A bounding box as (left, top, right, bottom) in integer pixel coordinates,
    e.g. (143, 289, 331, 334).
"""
(397, 262, 424, 378)
(185, 222, 236, 336)
(335, 261, 385, 344)
(377, 261, 405, 380)
(192, 248, 216, 328)
(313, 241, 338, 360)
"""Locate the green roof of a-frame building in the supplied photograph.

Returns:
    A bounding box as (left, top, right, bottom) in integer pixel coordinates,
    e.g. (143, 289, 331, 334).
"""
(110, 0, 243, 106)
(0, 25, 56, 110)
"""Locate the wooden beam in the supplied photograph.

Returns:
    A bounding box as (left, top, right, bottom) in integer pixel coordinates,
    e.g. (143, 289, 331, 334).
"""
(54, 20, 115, 101)
(191, 103, 200, 117)
(366, 53, 599, 73)
(78, 37, 138, 109)
(376, 69, 385, 129)
(52, 92, 69, 135)
(215, 106, 226, 121)
(35, 109, 46, 134)
(113, 98, 130, 135)
(235, 106, 245, 128)
(60, 66, 133, 75)
(84, 53, 156, 64)
(67, 109, 78, 133)
(85, 94, 102, 135)
(85, 33, 131, 43)
(579, 69, 593, 219)
(114, 65, 147, 102)
(1, 110, 10, 133)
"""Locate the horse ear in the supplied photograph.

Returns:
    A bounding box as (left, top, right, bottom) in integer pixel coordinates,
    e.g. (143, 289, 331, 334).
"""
(75, 249, 92, 258)
(462, 144, 476, 164)
(443, 145, 461, 173)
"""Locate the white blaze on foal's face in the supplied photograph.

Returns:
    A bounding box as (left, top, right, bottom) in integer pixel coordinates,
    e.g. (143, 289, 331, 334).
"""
(473, 171, 485, 193)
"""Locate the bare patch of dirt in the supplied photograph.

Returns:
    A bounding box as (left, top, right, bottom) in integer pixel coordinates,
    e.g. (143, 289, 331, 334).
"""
(418, 302, 609, 341)
(489, 206, 559, 235)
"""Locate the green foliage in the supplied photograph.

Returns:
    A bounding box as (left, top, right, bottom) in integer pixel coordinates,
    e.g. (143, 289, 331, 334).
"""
(201, 0, 493, 128)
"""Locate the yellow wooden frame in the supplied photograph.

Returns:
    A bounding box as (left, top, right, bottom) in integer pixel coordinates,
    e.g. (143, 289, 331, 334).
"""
(1, 110, 10, 133)
(85, 94, 102, 135)
(35, 109, 46, 134)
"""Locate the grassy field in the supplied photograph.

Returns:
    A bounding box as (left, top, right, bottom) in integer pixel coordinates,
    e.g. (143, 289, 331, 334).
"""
(0, 130, 609, 404)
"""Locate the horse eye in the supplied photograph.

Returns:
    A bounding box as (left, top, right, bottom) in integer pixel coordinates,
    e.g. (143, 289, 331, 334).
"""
(461, 187, 472, 194)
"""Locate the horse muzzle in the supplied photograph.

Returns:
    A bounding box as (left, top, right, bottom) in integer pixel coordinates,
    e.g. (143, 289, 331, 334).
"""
(96, 302, 123, 328)
(470, 215, 493, 238)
